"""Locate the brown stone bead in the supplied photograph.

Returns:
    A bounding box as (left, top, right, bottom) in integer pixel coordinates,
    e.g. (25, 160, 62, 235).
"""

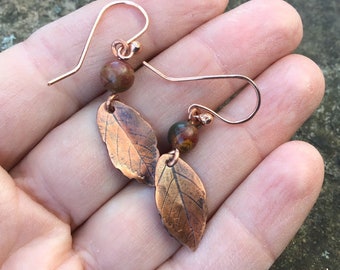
(168, 121, 199, 153)
(100, 60, 135, 93)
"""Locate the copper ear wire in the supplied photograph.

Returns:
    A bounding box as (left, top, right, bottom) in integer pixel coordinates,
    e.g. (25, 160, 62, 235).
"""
(48, 1, 149, 86)
(143, 61, 261, 124)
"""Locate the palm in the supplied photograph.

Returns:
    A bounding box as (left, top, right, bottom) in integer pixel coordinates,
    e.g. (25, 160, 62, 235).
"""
(0, 0, 324, 269)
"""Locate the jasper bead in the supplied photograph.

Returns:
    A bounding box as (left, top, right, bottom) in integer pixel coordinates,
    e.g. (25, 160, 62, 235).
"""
(168, 121, 199, 153)
(100, 60, 135, 93)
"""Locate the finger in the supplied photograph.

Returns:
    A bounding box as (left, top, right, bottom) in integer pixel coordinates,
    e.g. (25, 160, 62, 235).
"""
(71, 53, 324, 269)
(73, 184, 166, 270)
(0, 0, 226, 169)
(0, 167, 80, 269)
(189, 54, 325, 212)
(12, 0, 305, 228)
(159, 142, 324, 269)
(128, 0, 304, 144)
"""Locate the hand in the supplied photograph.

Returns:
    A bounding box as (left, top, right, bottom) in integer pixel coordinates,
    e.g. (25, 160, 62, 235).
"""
(0, 0, 324, 269)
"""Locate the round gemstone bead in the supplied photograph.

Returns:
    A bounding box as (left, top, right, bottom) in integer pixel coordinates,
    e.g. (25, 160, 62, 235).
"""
(168, 121, 199, 153)
(100, 60, 135, 93)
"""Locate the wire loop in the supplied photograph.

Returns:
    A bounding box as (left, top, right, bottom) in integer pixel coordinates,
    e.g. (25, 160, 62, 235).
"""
(166, 149, 180, 167)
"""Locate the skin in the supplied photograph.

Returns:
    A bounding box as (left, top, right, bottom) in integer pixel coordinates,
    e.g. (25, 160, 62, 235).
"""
(0, 0, 325, 269)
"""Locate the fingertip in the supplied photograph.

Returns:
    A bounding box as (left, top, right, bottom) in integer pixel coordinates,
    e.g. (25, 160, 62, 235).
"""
(294, 54, 326, 104)
(226, 0, 303, 57)
(277, 0, 304, 46)
(220, 140, 324, 259)
(279, 140, 324, 199)
(281, 54, 325, 118)
(253, 140, 324, 256)
(266, 0, 303, 56)
(257, 140, 324, 212)
(268, 0, 304, 51)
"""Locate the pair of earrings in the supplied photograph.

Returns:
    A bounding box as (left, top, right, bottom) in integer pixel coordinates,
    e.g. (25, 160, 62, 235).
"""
(48, 1, 261, 251)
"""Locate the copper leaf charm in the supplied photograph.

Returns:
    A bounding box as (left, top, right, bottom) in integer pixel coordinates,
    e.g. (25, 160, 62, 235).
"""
(97, 101, 159, 185)
(155, 153, 208, 250)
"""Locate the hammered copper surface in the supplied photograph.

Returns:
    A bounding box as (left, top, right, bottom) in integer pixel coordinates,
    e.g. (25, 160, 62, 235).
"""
(155, 154, 208, 250)
(97, 101, 159, 185)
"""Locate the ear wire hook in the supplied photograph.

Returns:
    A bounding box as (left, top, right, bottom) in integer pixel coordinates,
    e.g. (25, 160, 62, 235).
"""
(48, 1, 149, 86)
(143, 61, 261, 124)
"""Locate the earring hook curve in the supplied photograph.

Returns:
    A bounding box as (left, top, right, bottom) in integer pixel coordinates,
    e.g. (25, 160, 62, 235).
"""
(143, 61, 261, 124)
(48, 1, 149, 86)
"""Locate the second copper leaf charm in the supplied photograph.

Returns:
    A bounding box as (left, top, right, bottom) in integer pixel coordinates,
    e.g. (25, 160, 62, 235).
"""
(97, 100, 159, 185)
(155, 153, 208, 250)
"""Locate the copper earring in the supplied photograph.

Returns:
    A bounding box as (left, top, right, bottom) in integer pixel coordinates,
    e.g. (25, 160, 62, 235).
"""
(143, 61, 261, 250)
(48, 1, 159, 186)
(47, 0, 262, 251)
